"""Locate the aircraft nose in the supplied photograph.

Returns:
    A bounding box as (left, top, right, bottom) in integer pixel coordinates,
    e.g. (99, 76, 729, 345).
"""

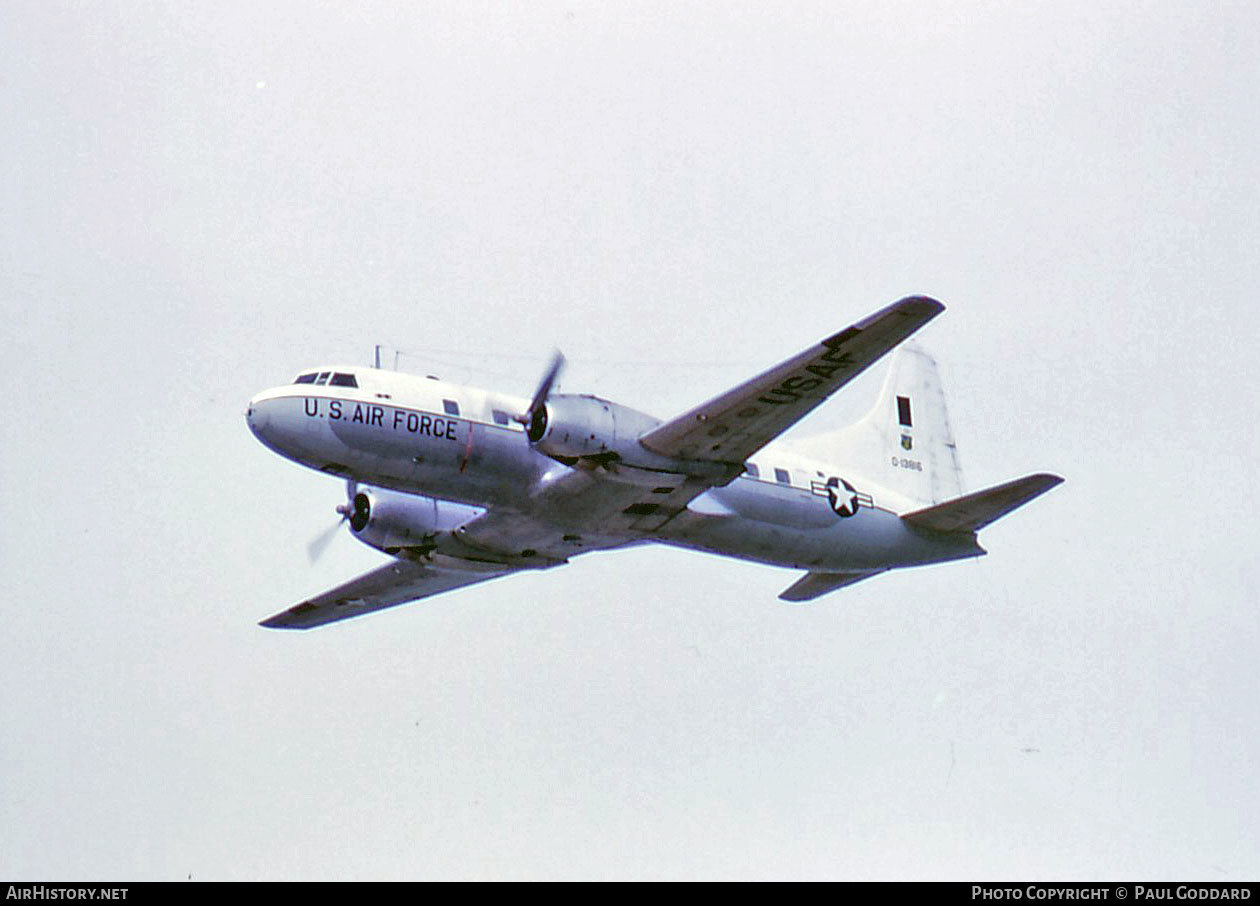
(246, 394, 271, 437)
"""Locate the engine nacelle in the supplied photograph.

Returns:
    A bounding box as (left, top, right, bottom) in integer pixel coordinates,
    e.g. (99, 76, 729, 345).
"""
(530, 394, 623, 459)
(528, 393, 738, 482)
(350, 488, 484, 554)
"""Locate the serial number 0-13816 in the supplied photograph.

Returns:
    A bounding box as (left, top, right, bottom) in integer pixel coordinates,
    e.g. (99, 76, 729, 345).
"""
(892, 457, 923, 471)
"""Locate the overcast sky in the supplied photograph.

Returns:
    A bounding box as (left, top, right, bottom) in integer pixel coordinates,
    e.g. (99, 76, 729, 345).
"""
(3, 0, 1258, 880)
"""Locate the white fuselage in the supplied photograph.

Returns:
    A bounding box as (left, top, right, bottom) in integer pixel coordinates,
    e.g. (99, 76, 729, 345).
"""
(246, 366, 980, 574)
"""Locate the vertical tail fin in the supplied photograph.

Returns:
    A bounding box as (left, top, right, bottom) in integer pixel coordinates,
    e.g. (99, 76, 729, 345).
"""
(804, 344, 965, 507)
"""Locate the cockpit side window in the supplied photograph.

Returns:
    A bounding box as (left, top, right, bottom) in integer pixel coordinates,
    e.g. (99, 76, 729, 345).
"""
(294, 373, 317, 384)
(329, 373, 358, 388)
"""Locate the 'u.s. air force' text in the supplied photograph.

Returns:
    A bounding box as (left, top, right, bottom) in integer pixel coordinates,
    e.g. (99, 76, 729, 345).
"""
(303, 398, 458, 440)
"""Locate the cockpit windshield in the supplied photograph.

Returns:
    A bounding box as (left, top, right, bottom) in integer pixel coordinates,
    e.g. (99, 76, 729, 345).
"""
(293, 371, 358, 388)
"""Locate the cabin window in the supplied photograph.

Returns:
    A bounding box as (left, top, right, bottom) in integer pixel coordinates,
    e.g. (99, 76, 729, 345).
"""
(774, 468, 790, 485)
(294, 372, 317, 384)
(492, 409, 511, 426)
(443, 399, 460, 416)
(329, 373, 358, 388)
(744, 463, 760, 478)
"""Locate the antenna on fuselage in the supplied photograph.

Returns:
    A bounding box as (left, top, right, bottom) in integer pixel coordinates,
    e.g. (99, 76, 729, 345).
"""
(374, 344, 381, 369)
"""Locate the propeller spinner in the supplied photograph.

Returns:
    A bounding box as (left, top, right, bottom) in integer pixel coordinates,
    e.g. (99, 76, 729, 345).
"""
(515, 350, 565, 444)
(306, 477, 362, 563)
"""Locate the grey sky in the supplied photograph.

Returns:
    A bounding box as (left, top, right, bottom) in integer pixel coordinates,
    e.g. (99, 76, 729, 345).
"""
(2, 0, 1257, 880)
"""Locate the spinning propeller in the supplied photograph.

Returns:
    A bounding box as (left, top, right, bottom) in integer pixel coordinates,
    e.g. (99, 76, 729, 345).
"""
(306, 477, 366, 563)
(515, 350, 565, 444)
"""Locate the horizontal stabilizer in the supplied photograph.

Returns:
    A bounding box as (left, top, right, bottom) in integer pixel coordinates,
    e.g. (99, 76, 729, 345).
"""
(901, 473, 1063, 534)
(779, 569, 885, 603)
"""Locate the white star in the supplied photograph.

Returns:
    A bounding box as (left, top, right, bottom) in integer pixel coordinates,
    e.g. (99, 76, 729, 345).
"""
(827, 478, 859, 517)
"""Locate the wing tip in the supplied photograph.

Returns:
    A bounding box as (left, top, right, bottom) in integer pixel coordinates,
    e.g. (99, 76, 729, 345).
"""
(851, 295, 945, 333)
(258, 601, 318, 630)
(1027, 472, 1067, 492)
(895, 294, 945, 318)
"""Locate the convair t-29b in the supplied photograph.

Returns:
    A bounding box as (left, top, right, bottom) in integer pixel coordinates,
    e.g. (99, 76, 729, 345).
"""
(247, 296, 1062, 629)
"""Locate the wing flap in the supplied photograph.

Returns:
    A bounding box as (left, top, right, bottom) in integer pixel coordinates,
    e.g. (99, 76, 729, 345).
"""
(901, 473, 1064, 534)
(638, 296, 944, 465)
(779, 569, 885, 602)
(259, 558, 519, 630)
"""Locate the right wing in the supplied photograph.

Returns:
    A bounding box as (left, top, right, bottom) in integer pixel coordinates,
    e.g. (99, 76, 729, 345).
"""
(638, 296, 943, 465)
(259, 557, 525, 630)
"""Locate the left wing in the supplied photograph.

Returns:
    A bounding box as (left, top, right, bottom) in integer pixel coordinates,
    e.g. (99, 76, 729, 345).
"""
(259, 558, 525, 630)
(639, 296, 943, 465)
